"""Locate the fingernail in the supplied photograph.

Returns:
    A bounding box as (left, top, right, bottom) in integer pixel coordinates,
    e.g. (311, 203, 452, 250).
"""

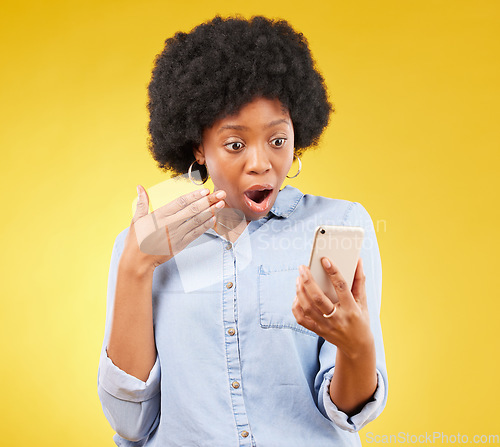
(216, 190, 225, 199)
(299, 265, 307, 279)
(322, 257, 331, 268)
(200, 188, 210, 196)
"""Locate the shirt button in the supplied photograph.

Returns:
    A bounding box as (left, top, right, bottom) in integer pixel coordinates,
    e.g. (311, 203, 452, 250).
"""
(227, 328, 235, 336)
(232, 381, 240, 389)
(226, 282, 233, 289)
(226, 243, 232, 250)
(241, 431, 249, 438)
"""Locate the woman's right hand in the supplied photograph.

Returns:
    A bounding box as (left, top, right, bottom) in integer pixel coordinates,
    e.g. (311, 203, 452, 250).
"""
(120, 184, 226, 275)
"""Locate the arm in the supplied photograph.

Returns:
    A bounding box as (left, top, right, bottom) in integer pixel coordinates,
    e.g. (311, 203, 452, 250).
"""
(106, 184, 171, 381)
(328, 201, 387, 416)
(97, 229, 162, 443)
(106, 184, 226, 379)
(98, 188, 166, 442)
(98, 185, 227, 442)
(107, 256, 157, 382)
(296, 258, 379, 414)
(328, 303, 377, 416)
(293, 202, 388, 431)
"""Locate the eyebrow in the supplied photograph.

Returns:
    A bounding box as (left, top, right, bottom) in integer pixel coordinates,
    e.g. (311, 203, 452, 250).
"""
(217, 119, 291, 134)
(266, 119, 290, 128)
(217, 124, 248, 133)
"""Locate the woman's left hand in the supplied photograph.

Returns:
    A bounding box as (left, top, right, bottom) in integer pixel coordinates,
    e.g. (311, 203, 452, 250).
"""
(292, 257, 374, 359)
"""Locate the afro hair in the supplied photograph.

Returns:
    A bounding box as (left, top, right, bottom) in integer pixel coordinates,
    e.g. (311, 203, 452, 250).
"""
(147, 15, 333, 182)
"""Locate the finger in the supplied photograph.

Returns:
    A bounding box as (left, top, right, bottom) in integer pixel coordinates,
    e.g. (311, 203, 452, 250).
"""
(351, 258, 368, 307)
(141, 205, 218, 257)
(175, 200, 225, 234)
(154, 190, 225, 231)
(132, 185, 150, 224)
(292, 287, 324, 334)
(133, 190, 225, 256)
(321, 257, 356, 309)
(296, 271, 333, 320)
(177, 211, 218, 249)
(174, 190, 227, 226)
(157, 188, 225, 223)
(298, 265, 337, 316)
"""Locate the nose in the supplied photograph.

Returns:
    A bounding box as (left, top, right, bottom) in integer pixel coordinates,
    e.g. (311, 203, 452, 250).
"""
(245, 144, 272, 175)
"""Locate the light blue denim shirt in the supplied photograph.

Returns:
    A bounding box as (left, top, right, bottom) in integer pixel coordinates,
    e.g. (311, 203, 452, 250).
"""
(98, 185, 388, 446)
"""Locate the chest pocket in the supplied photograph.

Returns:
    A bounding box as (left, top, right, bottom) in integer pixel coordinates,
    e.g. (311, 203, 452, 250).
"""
(258, 264, 317, 337)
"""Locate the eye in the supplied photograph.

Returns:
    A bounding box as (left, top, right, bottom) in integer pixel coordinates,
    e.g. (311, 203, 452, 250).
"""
(225, 141, 244, 151)
(271, 138, 286, 148)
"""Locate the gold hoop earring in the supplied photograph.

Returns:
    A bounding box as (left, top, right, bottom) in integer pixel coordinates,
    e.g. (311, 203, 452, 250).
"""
(286, 154, 302, 179)
(188, 160, 207, 185)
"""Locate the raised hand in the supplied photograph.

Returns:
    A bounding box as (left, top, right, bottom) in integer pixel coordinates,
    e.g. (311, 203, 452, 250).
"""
(121, 185, 226, 274)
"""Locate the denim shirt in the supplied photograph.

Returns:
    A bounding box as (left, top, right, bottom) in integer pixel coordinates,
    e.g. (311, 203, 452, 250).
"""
(98, 185, 388, 447)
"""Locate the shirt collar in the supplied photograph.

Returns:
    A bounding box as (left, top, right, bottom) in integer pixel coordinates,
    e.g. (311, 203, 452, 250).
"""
(268, 184, 304, 218)
(206, 185, 304, 239)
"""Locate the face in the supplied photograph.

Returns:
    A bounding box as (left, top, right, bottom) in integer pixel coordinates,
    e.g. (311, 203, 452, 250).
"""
(194, 97, 295, 222)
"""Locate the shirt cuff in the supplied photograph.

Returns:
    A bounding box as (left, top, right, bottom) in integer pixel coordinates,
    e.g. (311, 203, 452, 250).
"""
(319, 367, 385, 432)
(98, 348, 161, 403)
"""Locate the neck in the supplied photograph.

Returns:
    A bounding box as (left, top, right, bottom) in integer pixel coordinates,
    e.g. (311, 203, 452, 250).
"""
(213, 207, 248, 240)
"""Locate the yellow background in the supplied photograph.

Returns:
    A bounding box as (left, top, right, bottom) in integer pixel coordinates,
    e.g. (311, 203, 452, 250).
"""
(1, 0, 499, 445)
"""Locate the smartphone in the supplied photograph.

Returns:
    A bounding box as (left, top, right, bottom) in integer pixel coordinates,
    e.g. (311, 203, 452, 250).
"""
(308, 225, 364, 304)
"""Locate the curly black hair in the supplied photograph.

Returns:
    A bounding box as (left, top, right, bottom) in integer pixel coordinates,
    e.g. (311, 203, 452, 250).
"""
(147, 15, 333, 182)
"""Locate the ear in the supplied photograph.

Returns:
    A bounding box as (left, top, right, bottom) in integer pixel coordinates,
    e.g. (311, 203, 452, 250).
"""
(193, 145, 205, 164)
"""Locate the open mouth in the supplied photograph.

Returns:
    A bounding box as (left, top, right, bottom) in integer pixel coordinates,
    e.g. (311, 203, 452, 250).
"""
(244, 189, 273, 204)
(243, 187, 274, 214)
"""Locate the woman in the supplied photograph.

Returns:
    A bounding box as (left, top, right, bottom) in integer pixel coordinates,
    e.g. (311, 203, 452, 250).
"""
(98, 15, 387, 446)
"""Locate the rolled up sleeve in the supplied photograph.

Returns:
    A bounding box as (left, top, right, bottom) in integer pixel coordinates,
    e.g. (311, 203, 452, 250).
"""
(98, 350, 161, 402)
(318, 367, 386, 432)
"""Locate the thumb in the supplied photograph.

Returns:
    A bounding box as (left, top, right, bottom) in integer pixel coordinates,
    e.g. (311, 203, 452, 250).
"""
(132, 184, 150, 223)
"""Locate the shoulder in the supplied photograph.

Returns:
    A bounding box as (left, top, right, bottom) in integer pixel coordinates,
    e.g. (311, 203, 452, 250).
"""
(301, 190, 354, 216)
(288, 186, 375, 228)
